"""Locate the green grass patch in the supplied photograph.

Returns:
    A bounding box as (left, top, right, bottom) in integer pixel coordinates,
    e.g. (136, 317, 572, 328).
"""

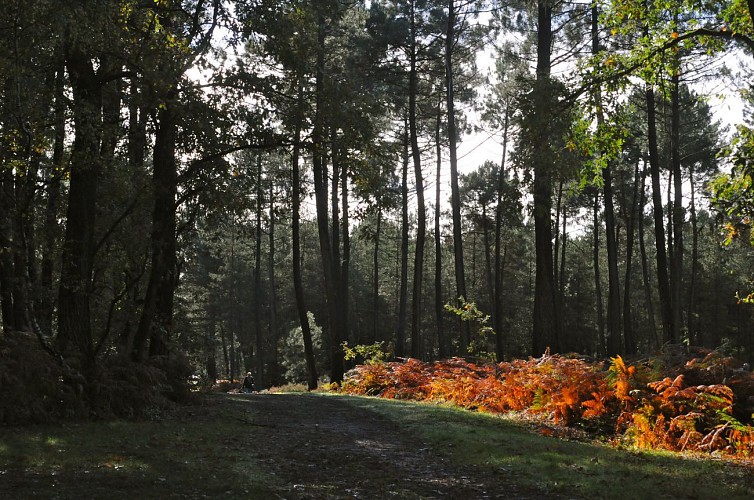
(340, 396, 754, 499)
(0, 398, 278, 498)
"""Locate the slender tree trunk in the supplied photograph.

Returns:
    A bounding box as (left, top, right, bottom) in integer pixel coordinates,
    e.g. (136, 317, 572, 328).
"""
(39, 55, 66, 335)
(254, 154, 264, 387)
(133, 104, 177, 361)
(291, 78, 318, 390)
(687, 165, 699, 344)
(592, 5, 621, 355)
(434, 101, 446, 358)
(56, 50, 102, 368)
(396, 118, 410, 358)
(372, 205, 382, 343)
(268, 180, 279, 386)
(638, 161, 659, 348)
(312, 17, 344, 383)
(446, 0, 469, 350)
(494, 107, 510, 361)
(593, 190, 606, 355)
(340, 139, 351, 351)
(647, 85, 673, 343)
(532, 1, 559, 355)
(410, 4, 426, 359)
(623, 161, 640, 354)
(670, 53, 684, 344)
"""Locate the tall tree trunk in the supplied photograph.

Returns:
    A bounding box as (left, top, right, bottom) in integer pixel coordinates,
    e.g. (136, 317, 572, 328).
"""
(396, 118, 410, 358)
(254, 154, 264, 387)
(593, 190, 606, 355)
(39, 55, 66, 335)
(532, 1, 559, 355)
(647, 85, 673, 343)
(312, 16, 343, 383)
(410, 3, 426, 359)
(372, 205, 382, 343)
(434, 101, 446, 358)
(494, 107, 510, 361)
(593, 5, 621, 355)
(340, 138, 351, 352)
(603, 160, 622, 355)
(670, 52, 684, 344)
(56, 50, 102, 368)
(291, 78, 318, 390)
(638, 161, 659, 348)
(267, 180, 279, 386)
(446, 0, 469, 351)
(687, 165, 699, 344)
(133, 104, 177, 361)
(623, 161, 641, 354)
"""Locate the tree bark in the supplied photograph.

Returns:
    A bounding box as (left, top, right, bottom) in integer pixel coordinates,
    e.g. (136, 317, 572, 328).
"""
(638, 161, 659, 348)
(494, 107, 510, 361)
(410, 2, 426, 359)
(56, 48, 102, 367)
(435, 101, 446, 358)
(670, 55, 684, 344)
(133, 103, 177, 361)
(254, 153, 264, 387)
(593, 190, 606, 355)
(396, 118, 410, 358)
(446, 0, 469, 351)
(647, 85, 673, 343)
(623, 161, 640, 354)
(532, 1, 559, 355)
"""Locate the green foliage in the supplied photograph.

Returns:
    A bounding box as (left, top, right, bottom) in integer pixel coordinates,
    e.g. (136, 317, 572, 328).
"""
(342, 341, 390, 365)
(444, 298, 495, 360)
(280, 312, 325, 384)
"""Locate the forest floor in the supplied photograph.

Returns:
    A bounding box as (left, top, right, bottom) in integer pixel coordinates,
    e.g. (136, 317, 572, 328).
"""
(1, 392, 753, 499)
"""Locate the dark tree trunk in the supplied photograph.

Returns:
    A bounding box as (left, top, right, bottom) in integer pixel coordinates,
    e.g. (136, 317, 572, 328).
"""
(493, 108, 510, 361)
(623, 161, 641, 354)
(56, 50, 102, 367)
(396, 118, 410, 358)
(133, 104, 177, 361)
(687, 165, 699, 344)
(39, 56, 66, 335)
(647, 85, 673, 343)
(604, 160, 622, 355)
(531, 1, 559, 355)
(638, 161, 659, 348)
(593, 190, 606, 355)
(670, 59, 684, 344)
(254, 154, 264, 387)
(372, 205, 382, 343)
(340, 138, 351, 352)
(410, 2, 426, 359)
(435, 102, 446, 358)
(291, 78, 318, 390)
(267, 180, 279, 386)
(446, 0, 469, 351)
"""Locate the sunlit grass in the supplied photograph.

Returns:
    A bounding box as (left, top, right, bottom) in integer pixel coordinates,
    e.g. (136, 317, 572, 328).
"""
(340, 395, 754, 499)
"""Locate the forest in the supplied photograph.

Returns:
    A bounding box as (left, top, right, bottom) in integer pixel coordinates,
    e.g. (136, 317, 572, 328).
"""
(1, 0, 753, 424)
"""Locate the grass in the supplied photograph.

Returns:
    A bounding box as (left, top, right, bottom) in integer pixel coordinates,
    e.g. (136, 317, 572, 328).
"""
(0, 393, 752, 499)
(340, 396, 754, 499)
(0, 403, 278, 498)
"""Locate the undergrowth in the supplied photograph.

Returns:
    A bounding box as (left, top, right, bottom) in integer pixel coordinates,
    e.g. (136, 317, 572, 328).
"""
(0, 333, 195, 424)
(341, 347, 754, 460)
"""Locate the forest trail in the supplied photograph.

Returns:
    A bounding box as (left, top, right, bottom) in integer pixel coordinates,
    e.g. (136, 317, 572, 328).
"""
(218, 392, 541, 499)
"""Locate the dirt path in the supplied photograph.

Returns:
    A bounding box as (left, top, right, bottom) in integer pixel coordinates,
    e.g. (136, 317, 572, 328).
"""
(0, 393, 549, 499)
(215, 393, 537, 499)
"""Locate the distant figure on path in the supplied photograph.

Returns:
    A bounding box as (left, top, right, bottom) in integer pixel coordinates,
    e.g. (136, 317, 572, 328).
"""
(242, 372, 255, 393)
